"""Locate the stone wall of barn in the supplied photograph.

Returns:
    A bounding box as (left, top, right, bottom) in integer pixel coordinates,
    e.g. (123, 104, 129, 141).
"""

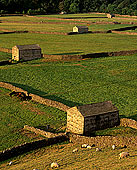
(19, 49, 42, 61)
(12, 47, 42, 61)
(84, 111, 120, 135)
(67, 107, 84, 135)
(12, 46, 19, 61)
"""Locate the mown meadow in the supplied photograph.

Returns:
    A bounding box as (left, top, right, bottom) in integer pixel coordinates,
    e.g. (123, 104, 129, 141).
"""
(0, 54, 137, 150)
(0, 13, 137, 152)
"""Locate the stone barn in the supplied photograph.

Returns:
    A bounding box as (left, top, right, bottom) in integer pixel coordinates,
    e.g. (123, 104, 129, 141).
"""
(107, 14, 115, 18)
(73, 26, 88, 33)
(12, 44, 42, 61)
(67, 101, 120, 135)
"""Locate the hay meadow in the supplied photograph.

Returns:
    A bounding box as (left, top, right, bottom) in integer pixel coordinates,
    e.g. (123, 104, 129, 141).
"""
(0, 13, 137, 169)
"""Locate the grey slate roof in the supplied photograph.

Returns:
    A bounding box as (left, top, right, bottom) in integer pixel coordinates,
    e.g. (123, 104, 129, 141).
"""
(77, 101, 118, 117)
(15, 44, 41, 50)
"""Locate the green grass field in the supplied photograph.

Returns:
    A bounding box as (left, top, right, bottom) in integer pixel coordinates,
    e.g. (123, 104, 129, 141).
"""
(0, 13, 137, 154)
(0, 87, 66, 151)
(0, 33, 137, 55)
(0, 51, 11, 61)
(0, 54, 137, 151)
(1, 13, 137, 56)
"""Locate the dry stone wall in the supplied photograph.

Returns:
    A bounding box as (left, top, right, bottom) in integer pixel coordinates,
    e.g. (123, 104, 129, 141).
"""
(69, 134, 137, 148)
(24, 125, 65, 138)
(0, 82, 70, 112)
(112, 30, 137, 35)
(0, 135, 68, 162)
(120, 118, 137, 130)
(0, 47, 11, 53)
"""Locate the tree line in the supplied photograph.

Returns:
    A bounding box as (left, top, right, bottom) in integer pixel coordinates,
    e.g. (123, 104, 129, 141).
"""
(0, 0, 137, 16)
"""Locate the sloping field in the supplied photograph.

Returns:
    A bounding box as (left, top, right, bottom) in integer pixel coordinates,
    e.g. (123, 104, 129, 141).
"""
(0, 14, 137, 168)
(1, 13, 137, 55)
(0, 54, 137, 151)
(0, 142, 137, 170)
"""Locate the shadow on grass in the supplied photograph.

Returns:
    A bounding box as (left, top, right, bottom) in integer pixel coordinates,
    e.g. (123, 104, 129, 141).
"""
(120, 114, 137, 121)
(8, 82, 82, 107)
(36, 125, 56, 133)
(43, 94, 83, 107)
(35, 125, 67, 133)
(51, 52, 83, 55)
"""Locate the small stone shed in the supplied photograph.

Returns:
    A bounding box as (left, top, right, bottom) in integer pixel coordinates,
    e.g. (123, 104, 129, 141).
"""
(12, 44, 42, 61)
(67, 101, 120, 135)
(73, 26, 88, 33)
(107, 14, 115, 18)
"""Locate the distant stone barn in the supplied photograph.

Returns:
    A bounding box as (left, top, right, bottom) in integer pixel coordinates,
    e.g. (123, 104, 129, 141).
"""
(107, 14, 115, 18)
(12, 44, 42, 61)
(67, 101, 120, 135)
(73, 26, 88, 33)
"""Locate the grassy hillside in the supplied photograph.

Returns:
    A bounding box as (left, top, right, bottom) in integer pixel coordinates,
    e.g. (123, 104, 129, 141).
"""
(0, 14, 137, 55)
(0, 55, 136, 118)
(0, 14, 137, 166)
(0, 54, 137, 151)
(0, 142, 137, 170)
(0, 87, 66, 151)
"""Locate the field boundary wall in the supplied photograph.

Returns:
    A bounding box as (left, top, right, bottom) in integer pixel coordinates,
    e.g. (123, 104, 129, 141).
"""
(24, 125, 65, 138)
(0, 82, 70, 111)
(112, 30, 137, 35)
(69, 134, 137, 148)
(1, 118, 137, 162)
(120, 118, 137, 130)
(0, 135, 68, 162)
(0, 47, 11, 53)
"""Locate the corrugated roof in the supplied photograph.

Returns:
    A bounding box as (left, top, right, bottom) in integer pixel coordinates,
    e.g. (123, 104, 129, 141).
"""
(15, 44, 41, 50)
(77, 101, 118, 117)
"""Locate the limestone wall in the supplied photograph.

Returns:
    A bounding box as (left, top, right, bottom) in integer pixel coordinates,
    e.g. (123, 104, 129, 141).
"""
(0, 82, 70, 112)
(24, 125, 65, 138)
(0, 47, 11, 53)
(69, 134, 137, 148)
(0, 135, 68, 162)
(67, 107, 84, 135)
(120, 118, 137, 130)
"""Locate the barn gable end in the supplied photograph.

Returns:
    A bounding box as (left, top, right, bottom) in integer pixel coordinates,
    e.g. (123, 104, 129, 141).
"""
(67, 107, 84, 134)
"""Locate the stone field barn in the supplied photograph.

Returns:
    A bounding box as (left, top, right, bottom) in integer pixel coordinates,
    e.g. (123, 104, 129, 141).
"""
(12, 44, 42, 61)
(67, 101, 120, 135)
(107, 14, 115, 18)
(73, 26, 88, 33)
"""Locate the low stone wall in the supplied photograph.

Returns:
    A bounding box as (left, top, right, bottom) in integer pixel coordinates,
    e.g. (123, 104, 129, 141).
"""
(69, 118, 137, 148)
(112, 26, 137, 31)
(69, 133, 137, 148)
(42, 54, 82, 61)
(29, 31, 67, 35)
(0, 82, 70, 112)
(24, 125, 65, 138)
(112, 30, 137, 35)
(0, 47, 11, 53)
(0, 135, 68, 162)
(120, 118, 137, 130)
(1, 46, 137, 62)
